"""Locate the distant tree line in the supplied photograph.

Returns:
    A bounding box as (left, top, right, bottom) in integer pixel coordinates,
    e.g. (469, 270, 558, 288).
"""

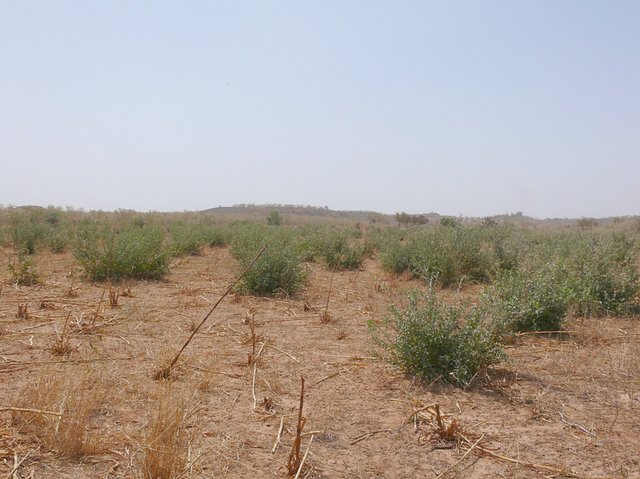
(395, 212, 429, 226)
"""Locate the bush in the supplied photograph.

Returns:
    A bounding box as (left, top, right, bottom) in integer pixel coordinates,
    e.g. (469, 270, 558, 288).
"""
(169, 223, 207, 256)
(318, 230, 365, 270)
(11, 219, 47, 255)
(45, 230, 69, 253)
(8, 209, 72, 254)
(566, 233, 638, 316)
(74, 224, 170, 281)
(202, 225, 230, 247)
(232, 226, 307, 296)
(486, 261, 570, 332)
(380, 226, 497, 287)
(371, 289, 505, 386)
(8, 254, 39, 285)
(266, 210, 284, 226)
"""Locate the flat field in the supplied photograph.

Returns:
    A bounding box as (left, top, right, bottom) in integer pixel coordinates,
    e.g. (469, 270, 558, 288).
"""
(1, 246, 639, 478)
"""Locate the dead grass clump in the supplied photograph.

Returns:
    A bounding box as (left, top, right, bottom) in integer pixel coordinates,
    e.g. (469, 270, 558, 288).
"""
(141, 388, 190, 479)
(119, 284, 133, 297)
(65, 285, 79, 298)
(16, 303, 30, 319)
(11, 368, 107, 458)
(49, 312, 75, 356)
(109, 286, 119, 307)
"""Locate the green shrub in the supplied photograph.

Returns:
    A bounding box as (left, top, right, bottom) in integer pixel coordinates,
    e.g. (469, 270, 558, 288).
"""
(380, 226, 497, 287)
(439, 216, 459, 228)
(169, 223, 207, 256)
(8, 254, 39, 285)
(371, 289, 505, 386)
(11, 219, 47, 255)
(292, 225, 326, 262)
(202, 225, 230, 247)
(486, 261, 570, 332)
(379, 239, 412, 275)
(566, 233, 638, 316)
(232, 226, 307, 296)
(266, 210, 284, 226)
(318, 230, 365, 270)
(74, 224, 170, 281)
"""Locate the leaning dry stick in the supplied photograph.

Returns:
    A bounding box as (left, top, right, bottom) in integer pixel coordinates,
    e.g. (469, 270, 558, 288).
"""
(321, 270, 335, 322)
(5, 451, 31, 479)
(154, 244, 267, 380)
(288, 377, 306, 475)
(272, 416, 286, 453)
(91, 288, 106, 326)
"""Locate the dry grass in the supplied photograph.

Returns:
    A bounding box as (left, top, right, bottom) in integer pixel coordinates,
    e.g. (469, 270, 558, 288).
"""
(109, 286, 119, 307)
(141, 387, 190, 479)
(11, 368, 107, 458)
(16, 303, 29, 319)
(49, 312, 74, 356)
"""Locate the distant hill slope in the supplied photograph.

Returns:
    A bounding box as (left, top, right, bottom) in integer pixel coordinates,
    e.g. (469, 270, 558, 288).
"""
(199, 204, 396, 224)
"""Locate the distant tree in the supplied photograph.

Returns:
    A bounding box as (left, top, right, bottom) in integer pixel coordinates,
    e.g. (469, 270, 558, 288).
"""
(482, 217, 497, 227)
(440, 216, 459, 228)
(577, 217, 598, 230)
(396, 212, 428, 226)
(266, 210, 284, 226)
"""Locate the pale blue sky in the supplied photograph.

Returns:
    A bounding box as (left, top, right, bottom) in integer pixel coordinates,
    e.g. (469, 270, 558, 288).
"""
(1, 1, 639, 218)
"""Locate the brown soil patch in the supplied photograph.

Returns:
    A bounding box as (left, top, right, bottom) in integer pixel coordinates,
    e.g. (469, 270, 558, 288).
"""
(1, 247, 638, 478)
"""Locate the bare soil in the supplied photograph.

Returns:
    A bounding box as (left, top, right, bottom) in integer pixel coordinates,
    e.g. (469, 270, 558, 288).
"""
(1, 247, 639, 478)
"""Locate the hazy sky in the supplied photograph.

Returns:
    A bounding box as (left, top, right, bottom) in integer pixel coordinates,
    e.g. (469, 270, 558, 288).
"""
(1, 1, 639, 218)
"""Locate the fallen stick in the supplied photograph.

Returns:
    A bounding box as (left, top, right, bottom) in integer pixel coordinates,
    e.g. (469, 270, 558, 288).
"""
(559, 412, 595, 437)
(265, 345, 300, 364)
(272, 416, 285, 453)
(349, 428, 395, 446)
(5, 451, 31, 479)
(154, 245, 267, 380)
(460, 434, 583, 478)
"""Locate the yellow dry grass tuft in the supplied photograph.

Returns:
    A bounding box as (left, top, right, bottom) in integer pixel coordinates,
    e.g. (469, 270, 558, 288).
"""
(12, 368, 107, 458)
(141, 387, 190, 479)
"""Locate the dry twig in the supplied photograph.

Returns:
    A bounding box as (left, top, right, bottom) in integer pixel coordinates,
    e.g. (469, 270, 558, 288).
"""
(154, 245, 267, 380)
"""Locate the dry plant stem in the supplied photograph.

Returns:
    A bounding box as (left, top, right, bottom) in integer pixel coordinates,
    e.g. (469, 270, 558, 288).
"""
(348, 428, 394, 446)
(266, 344, 300, 364)
(323, 270, 335, 320)
(288, 377, 306, 475)
(460, 434, 583, 478)
(559, 412, 595, 436)
(293, 434, 314, 479)
(251, 363, 258, 411)
(91, 288, 106, 326)
(5, 451, 31, 479)
(435, 434, 484, 479)
(0, 407, 62, 417)
(272, 416, 285, 453)
(251, 341, 268, 411)
(435, 404, 445, 432)
(156, 244, 267, 379)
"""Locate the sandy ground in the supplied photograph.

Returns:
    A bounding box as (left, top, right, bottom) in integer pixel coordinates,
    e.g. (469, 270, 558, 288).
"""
(1, 246, 639, 478)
